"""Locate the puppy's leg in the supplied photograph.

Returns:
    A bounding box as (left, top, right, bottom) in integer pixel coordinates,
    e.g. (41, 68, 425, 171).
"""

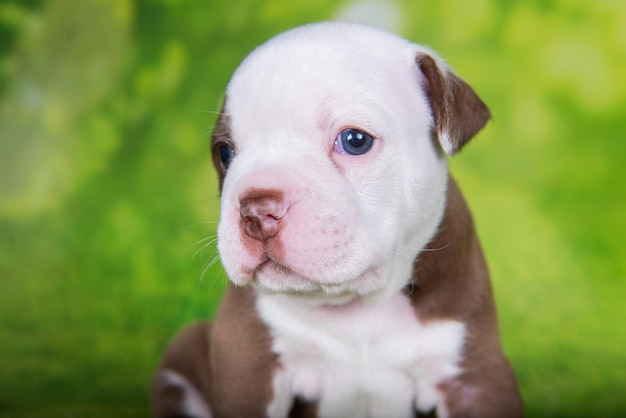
(151, 322, 213, 418)
(442, 359, 523, 418)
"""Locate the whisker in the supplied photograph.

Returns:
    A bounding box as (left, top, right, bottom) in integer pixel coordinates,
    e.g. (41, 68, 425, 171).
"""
(189, 220, 219, 227)
(199, 254, 224, 285)
(199, 126, 216, 137)
(397, 242, 451, 258)
(183, 232, 218, 254)
(209, 267, 230, 289)
(192, 238, 219, 260)
(419, 243, 451, 252)
(199, 254, 228, 285)
(184, 221, 219, 236)
(193, 109, 224, 116)
(186, 235, 216, 248)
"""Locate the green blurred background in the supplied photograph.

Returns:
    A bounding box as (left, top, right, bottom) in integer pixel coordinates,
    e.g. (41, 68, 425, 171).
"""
(1, 0, 624, 417)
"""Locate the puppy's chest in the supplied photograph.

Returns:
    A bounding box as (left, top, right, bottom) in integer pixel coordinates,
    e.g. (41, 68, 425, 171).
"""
(257, 294, 466, 418)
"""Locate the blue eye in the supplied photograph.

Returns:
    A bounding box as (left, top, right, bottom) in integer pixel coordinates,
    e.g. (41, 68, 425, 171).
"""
(334, 128, 374, 155)
(217, 144, 235, 169)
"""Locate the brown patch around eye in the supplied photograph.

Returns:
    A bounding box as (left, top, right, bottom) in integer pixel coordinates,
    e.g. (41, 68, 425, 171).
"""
(210, 105, 233, 192)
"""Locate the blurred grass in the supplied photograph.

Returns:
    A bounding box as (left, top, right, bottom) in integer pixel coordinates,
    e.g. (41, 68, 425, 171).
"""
(0, 0, 625, 417)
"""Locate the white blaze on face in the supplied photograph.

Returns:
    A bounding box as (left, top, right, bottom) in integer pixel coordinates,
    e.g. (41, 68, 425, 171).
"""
(216, 22, 449, 302)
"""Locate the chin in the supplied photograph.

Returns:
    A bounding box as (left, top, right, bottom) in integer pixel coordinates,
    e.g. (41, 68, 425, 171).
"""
(250, 263, 389, 305)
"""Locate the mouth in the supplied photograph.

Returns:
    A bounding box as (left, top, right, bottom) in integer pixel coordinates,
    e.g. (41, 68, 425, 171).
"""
(256, 258, 293, 276)
(252, 259, 315, 292)
(250, 258, 383, 302)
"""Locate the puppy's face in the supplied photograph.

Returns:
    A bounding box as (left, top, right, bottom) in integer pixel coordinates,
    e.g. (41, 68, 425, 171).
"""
(211, 23, 488, 303)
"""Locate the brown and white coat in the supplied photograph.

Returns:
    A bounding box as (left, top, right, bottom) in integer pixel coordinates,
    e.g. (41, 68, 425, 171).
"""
(152, 22, 523, 418)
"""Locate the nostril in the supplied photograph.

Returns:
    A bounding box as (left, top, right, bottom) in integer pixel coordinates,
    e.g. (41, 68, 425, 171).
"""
(242, 214, 279, 240)
(239, 191, 288, 241)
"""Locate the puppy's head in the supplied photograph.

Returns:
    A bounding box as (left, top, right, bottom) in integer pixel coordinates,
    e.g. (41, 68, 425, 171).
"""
(211, 22, 490, 304)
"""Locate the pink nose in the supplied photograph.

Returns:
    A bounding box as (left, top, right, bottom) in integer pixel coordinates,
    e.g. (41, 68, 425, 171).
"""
(239, 191, 288, 241)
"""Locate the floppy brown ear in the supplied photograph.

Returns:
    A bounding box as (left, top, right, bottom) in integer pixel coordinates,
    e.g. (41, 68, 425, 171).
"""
(416, 54, 491, 156)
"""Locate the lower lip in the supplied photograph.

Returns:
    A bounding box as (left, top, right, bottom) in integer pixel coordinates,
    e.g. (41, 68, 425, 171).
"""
(253, 261, 381, 297)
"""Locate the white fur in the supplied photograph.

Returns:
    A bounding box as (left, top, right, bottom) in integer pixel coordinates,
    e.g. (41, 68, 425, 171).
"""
(216, 21, 464, 416)
(257, 293, 466, 418)
(217, 22, 450, 304)
(159, 370, 213, 418)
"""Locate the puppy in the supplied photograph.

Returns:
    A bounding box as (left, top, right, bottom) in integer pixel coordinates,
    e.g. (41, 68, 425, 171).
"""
(152, 22, 523, 418)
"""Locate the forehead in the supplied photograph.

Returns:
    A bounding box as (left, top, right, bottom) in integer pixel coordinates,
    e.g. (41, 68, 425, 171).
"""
(225, 23, 423, 136)
(232, 24, 413, 85)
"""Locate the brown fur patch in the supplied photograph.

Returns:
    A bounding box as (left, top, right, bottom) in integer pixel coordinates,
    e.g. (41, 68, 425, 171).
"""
(416, 55, 491, 155)
(407, 177, 523, 417)
(210, 104, 232, 191)
(207, 285, 278, 417)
